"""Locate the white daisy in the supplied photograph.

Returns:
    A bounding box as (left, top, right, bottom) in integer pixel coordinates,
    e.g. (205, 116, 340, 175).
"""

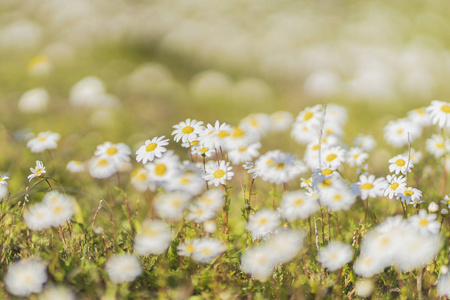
(197, 189, 224, 212)
(145, 151, 181, 184)
(427, 100, 450, 128)
(407, 107, 430, 126)
(388, 154, 413, 175)
(191, 144, 215, 158)
(255, 150, 303, 184)
(346, 147, 368, 167)
(408, 209, 440, 235)
(383, 175, 406, 199)
(43, 191, 74, 227)
(134, 219, 172, 256)
(5, 258, 48, 297)
(318, 241, 353, 271)
(130, 168, 151, 192)
(351, 174, 387, 200)
(172, 119, 204, 144)
(247, 209, 280, 240)
(241, 245, 277, 281)
(28, 160, 47, 182)
(0, 174, 9, 185)
(202, 160, 234, 187)
(39, 285, 75, 300)
(228, 143, 261, 165)
(94, 142, 131, 167)
(280, 190, 319, 220)
(135, 136, 169, 164)
(165, 173, 204, 195)
(353, 134, 376, 152)
(187, 205, 216, 223)
(24, 203, 52, 230)
(384, 119, 421, 147)
(105, 254, 142, 284)
(66, 160, 85, 173)
(154, 192, 191, 221)
(426, 134, 449, 158)
(27, 131, 60, 153)
(320, 185, 356, 212)
(321, 146, 346, 169)
(396, 187, 422, 204)
(239, 113, 271, 137)
(191, 238, 226, 264)
(88, 156, 117, 179)
(199, 121, 231, 149)
(270, 111, 293, 131)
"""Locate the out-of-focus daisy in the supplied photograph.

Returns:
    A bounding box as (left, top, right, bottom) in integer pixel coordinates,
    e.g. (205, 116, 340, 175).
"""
(384, 119, 420, 147)
(0, 174, 9, 185)
(197, 189, 224, 212)
(351, 174, 386, 200)
(427, 100, 450, 128)
(239, 113, 271, 137)
(388, 154, 413, 175)
(187, 205, 216, 223)
(94, 142, 131, 167)
(397, 187, 422, 204)
(247, 209, 280, 240)
(320, 185, 356, 212)
(88, 156, 116, 179)
(317, 241, 353, 271)
(203, 160, 234, 187)
(134, 219, 172, 256)
(355, 279, 375, 299)
(346, 147, 368, 167)
(27, 131, 60, 153)
(438, 274, 450, 297)
(270, 111, 293, 131)
(165, 173, 204, 195)
(300, 177, 312, 189)
(281, 190, 319, 220)
(18, 88, 49, 113)
(154, 192, 191, 221)
(130, 168, 151, 192)
(135, 136, 169, 164)
(39, 285, 75, 300)
(441, 194, 450, 208)
(353, 254, 385, 278)
(405, 148, 422, 164)
(145, 151, 181, 184)
(105, 254, 142, 284)
(191, 238, 226, 263)
(321, 146, 346, 169)
(295, 104, 322, 126)
(43, 191, 74, 227)
(241, 245, 276, 281)
(24, 203, 51, 230)
(426, 134, 449, 158)
(255, 150, 303, 184)
(66, 160, 85, 173)
(408, 209, 440, 235)
(228, 143, 261, 165)
(396, 234, 440, 271)
(243, 162, 258, 179)
(353, 134, 376, 152)
(172, 119, 204, 144)
(5, 258, 48, 297)
(191, 144, 215, 158)
(384, 175, 406, 199)
(226, 126, 258, 150)
(199, 121, 231, 149)
(28, 160, 46, 182)
(407, 107, 430, 126)
(265, 229, 306, 264)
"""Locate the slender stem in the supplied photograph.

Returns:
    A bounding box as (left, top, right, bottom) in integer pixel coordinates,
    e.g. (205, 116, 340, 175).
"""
(60, 225, 67, 248)
(116, 171, 135, 236)
(45, 179, 53, 191)
(335, 213, 342, 236)
(417, 266, 423, 300)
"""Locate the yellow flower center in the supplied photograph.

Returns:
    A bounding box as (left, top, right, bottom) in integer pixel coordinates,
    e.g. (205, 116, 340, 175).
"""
(266, 159, 274, 166)
(390, 182, 399, 190)
(353, 154, 359, 159)
(28, 55, 48, 69)
(181, 178, 190, 184)
(436, 142, 445, 149)
(333, 194, 342, 202)
(303, 111, 313, 121)
(53, 205, 62, 214)
(155, 164, 167, 176)
(259, 218, 267, 225)
(138, 173, 147, 181)
(419, 219, 429, 226)
(397, 129, 403, 134)
(171, 200, 180, 207)
(395, 159, 405, 167)
(360, 183, 373, 190)
(276, 163, 285, 169)
(312, 145, 320, 151)
(321, 168, 333, 175)
(325, 128, 333, 134)
(146, 142, 157, 152)
(200, 147, 208, 153)
(217, 130, 229, 138)
(416, 108, 425, 114)
(238, 147, 247, 152)
(441, 105, 450, 113)
(250, 117, 259, 127)
(303, 179, 311, 185)
(232, 128, 245, 138)
(326, 154, 337, 162)
(294, 199, 303, 206)
(106, 147, 117, 155)
(98, 159, 108, 166)
(321, 178, 332, 187)
(182, 126, 194, 134)
(403, 190, 414, 196)
(213, 170, 225, 178)
(201, 248, 212, 255)
(39, 137, 47, 142)
(191, 140, 199, 146)
(186, 245, 195, 253)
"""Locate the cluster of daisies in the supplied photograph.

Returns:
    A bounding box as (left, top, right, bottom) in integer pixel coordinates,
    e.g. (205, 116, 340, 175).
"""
(6, 99, 450, 298)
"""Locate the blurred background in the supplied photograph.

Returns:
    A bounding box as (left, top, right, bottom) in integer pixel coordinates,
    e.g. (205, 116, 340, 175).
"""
(1, 0, 450, 146)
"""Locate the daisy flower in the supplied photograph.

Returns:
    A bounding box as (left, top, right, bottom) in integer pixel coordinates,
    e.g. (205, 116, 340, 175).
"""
(134, 219, 172, 256)
(40, 285, 75, 300)
(270, 111, 293, 131)
(441, 194, 450, 208)
(438, 274, 450, 297)
(5, 258, 48, 297)
(187, 205, 216, 223)
(241, 245, 277, 281)
(191, 144, 215, 158)
(228, 143, 261, 165)
(388, 154, 413, 175)
(295, 104, 323, 125)
(28, 160, 46, 182)
(172, 119, 204, 144)
(0, 174, 9, 185)
(43, 191, 74, 227)
(346, 147, 368, 167)
(426, 134, 449, 158)
(88, 156, 116, 179)
(18, 88, 49, 113)
(321, 146, 346, 169)
(300, 177, 312, 189)
(154, 192, 191, 221)
(320, 185, 356, 212)
(396, 187, 422, 204)
(383, 175, 406, 199)
(135, 136, 169, 164)
(197, 189, 224, 212)
(255, 150, 303, 184)
(202, 160, 234, 187)
(243, 162, 258, 179)
(317, 241, 353, 271)
(247, 209, 280, 240)
(165, 173, 204, 195)
(351, 174, 387, 200)
(94, 142, 131, 167)
(145, 151, 181, 184)
(407, 107, 430, 126)
(281, 190, 319, 220)
(353, 134, 376, 152)
(239, 113, 271, 137)
(405, 148, 422, 164)
(27, 131, 60, 153)
(353, 254, 385, 278)
(265, 229, 306, 264)
(130, 168, 151, 192)
(24, 203, 51, 230)
(66, 160, 85, 173)
(105, 254, 142, 284)
(178, 240, 197, 257)
(384, 119, 420, 147)
(225, 126, 258, 150)
(427, 100, 450, 128)
(408, 209, 440, 235)
(199, 121, 231, 149)
(191, 238, 226, 263)
(396, 234, 440, 271)
(291, 121, 321, 145)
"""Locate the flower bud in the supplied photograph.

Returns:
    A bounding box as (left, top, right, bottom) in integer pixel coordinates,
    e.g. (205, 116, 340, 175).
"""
(428, 202, 439, 213)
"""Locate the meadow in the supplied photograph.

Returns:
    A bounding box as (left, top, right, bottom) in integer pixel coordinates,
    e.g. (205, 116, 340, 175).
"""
(3, 1, 450, 299)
